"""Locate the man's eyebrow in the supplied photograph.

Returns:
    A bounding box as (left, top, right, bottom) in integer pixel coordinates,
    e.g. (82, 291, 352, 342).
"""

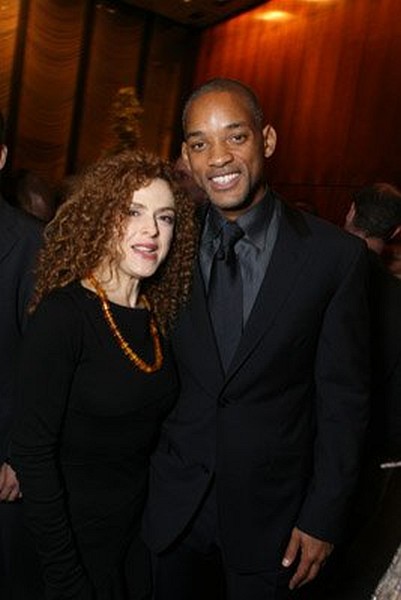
(226, 121, 248, 130)
(185, 130, 203, 140)
(186, 121, 250, 139)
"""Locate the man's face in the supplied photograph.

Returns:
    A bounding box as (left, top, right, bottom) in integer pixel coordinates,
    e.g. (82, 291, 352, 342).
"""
(182, 90, 275, 219)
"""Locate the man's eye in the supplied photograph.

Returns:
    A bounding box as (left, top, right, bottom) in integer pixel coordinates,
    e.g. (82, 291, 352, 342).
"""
(230, 133, 246, 143)
(190, 141, 206, 152)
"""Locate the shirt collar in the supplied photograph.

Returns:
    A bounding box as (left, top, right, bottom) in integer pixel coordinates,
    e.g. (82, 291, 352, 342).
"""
(203, 188, 275, 251)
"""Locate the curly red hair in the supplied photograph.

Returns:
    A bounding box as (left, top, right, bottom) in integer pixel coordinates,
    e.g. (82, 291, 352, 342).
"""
(31, 150, 199, 333)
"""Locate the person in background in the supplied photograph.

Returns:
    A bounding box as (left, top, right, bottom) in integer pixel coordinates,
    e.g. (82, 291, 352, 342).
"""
(301, 182, 401, 600)
(318, 182, 401, 600)
(0, 111, 43, 598)
(11, 150, 197, 599)
(143, 78, 370, 600)
(14, 168, 57, 222)
(345, 182, 401, 255)
(344, 182, 401, 460)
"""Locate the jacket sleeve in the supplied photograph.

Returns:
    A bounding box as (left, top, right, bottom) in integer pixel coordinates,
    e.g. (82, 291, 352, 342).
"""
(296, 241, 371, 543)
(0, 213, 43, 465)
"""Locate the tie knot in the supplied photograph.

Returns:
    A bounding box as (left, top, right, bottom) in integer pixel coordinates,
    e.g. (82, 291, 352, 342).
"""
(221, 221, 243, 249)
(215, 221, 243, 262)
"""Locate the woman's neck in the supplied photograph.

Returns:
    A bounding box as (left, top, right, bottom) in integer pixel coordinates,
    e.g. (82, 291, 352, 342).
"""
(83, 269, 141, 308)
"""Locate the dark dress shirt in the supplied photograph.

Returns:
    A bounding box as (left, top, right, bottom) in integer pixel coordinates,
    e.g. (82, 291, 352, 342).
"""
(199, 189, 281, 324)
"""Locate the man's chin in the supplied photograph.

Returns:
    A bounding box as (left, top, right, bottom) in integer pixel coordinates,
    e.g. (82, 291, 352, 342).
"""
(208, 193, 259, 215)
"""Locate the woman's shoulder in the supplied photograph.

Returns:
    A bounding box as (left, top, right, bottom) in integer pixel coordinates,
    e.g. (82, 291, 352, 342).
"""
(24, 283, 88, 357)
(31, 281, 91, 326)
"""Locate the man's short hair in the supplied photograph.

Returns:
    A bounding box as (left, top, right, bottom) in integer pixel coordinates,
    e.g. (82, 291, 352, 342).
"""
(352, 183, 401, 240)
(182, 78, 265, 133)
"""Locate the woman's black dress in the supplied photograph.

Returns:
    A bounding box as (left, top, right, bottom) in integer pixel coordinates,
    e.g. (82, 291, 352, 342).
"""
(11, 282, 177, 599)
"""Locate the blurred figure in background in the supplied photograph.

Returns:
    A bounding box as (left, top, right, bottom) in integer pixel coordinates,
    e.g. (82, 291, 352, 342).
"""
(305, 182, 401, 600)
(345, 182, 401, 254)
(14, 168, 56, 222)
(344, 182, 401, 460)
(0, 112, 43, 599)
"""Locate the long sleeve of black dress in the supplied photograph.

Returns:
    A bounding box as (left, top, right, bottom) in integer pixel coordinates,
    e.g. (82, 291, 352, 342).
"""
(11, 283, 177, 600)
(12, 290, 93, 599)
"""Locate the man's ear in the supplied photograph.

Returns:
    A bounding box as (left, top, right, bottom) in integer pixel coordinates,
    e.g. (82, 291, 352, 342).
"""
(262, 125, 277, 159)
(345, 202, 356, 226)
(0, 145, 7, 170)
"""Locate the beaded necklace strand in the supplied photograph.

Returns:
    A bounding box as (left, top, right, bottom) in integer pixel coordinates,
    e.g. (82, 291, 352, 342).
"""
(88, 274, 163, 374)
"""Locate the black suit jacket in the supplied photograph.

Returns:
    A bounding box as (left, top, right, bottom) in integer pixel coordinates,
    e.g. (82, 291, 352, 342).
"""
(0, 196, 42, 464)
(143, 198, 370, 572)
(368, 252, 401, 459)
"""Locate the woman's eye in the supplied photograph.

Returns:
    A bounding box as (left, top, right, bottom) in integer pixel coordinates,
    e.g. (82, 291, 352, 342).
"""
(158, 214, 175, 225)
(128, 208, 140, 217)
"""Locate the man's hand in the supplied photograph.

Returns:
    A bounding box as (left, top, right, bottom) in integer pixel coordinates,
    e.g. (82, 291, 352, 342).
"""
(0, 463, 22, 502)
(281, 526, 334, 590)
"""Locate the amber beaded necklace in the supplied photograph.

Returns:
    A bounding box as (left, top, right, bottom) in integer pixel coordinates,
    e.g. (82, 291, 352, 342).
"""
(88, 274, 163, 374)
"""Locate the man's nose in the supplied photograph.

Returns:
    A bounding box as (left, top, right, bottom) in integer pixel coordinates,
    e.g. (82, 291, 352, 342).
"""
(207, 141, 233, 167)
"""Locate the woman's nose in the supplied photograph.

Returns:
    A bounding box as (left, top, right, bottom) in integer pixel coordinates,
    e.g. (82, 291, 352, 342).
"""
(141, 216, 159, 236)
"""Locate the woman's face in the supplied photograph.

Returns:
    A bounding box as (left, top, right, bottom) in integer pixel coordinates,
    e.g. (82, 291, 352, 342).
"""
(115, 178, 176, 283)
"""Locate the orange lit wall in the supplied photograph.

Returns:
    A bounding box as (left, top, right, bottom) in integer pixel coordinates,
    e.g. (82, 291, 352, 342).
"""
(0, 1, 198, 185)
(193, 0, 401, 224)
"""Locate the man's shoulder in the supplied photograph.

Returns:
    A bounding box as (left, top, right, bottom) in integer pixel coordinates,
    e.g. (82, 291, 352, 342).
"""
(0, 196, 43, 247)
(5, 198, 43, 235)
(278, 198, 365, 254)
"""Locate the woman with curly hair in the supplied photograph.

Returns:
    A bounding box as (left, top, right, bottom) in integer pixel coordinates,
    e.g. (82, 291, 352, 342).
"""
(11, 150, 198, 600)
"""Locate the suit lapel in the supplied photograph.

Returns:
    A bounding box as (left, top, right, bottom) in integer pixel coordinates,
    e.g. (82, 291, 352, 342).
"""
(174, 261, 225, 393)
(174, 202, 314, 392)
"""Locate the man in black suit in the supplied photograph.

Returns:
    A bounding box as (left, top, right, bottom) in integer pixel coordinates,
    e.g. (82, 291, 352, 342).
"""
(143, 79, 370, 600)
(327, 183, 401, 598)
(297, 183, 401, 600)
(0, 112, 43, 598)
(345, 183, 401, 461)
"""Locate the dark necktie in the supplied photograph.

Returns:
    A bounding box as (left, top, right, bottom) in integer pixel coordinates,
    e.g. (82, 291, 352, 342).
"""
(208, 221, 244, 372)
